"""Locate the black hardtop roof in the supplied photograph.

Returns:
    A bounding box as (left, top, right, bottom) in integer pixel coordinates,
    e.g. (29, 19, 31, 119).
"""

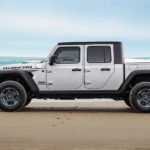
(58, 41, 124, 64)
(58, 41, 122, 45)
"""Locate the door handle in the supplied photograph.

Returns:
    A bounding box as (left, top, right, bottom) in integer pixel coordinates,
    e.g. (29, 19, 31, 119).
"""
(101, 68, 110, 71)
(72, 68, 81, 71)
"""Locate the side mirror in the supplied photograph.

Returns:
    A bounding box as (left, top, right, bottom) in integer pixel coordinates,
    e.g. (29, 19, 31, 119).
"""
(49, 55, 57, 66)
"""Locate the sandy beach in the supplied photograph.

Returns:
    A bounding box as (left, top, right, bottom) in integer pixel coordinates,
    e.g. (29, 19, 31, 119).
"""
(0, 101, 150, 150)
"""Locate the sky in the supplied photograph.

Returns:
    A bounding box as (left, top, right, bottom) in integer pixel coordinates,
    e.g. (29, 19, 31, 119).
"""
(0, 0, 150, 57)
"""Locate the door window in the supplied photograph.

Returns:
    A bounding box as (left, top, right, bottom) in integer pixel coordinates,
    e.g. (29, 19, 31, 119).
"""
(87, 46, 111, 63)
(54, 47, 80, 64)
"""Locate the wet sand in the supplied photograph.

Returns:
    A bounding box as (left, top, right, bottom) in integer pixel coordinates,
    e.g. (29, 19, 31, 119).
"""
(0, 101, 150, 150)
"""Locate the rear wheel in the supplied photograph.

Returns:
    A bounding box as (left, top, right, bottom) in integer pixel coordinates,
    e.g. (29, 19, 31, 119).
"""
(124, 99, 131, 107)
(129, 82, 150, 113)
(0, 81, 27, 112)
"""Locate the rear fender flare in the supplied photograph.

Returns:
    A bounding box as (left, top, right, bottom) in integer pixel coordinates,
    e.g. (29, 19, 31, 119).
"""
(120, 70, 150, 93)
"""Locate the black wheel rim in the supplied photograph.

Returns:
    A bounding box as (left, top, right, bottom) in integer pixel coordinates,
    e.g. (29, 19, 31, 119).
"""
(0, 87, 20, 107)
(137, 88, 150, 108)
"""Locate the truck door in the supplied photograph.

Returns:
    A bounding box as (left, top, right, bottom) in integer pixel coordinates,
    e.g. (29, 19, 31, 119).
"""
(85, 44, 115, 89)
(46, 45, 84, 90)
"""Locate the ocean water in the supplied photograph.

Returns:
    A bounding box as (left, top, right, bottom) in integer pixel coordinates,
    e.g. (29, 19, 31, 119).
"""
(0, 56, 149, 102)
(0, 56, 44, 65)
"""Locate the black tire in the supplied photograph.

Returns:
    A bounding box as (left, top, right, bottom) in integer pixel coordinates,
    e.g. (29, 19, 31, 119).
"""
(129, 82, 150, 113)
(25, 98, 32, 106)
(124, 99, 131, 107)
(0, 81, 27, 112)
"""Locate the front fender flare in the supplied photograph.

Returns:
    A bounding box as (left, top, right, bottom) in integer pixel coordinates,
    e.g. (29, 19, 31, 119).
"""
(0, 70, 39, 94)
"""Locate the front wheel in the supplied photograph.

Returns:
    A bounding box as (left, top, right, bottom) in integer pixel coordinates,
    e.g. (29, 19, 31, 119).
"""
(25, 98, 32, 106)
(0, 81, 27, 112)
(129, 82, 150, 113)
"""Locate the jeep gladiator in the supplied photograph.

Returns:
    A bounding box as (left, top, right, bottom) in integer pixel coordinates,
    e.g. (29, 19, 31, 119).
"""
(0, 42, 150, 112)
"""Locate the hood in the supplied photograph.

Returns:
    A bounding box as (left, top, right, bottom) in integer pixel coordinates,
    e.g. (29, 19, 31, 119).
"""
(0, 62, 45, 71)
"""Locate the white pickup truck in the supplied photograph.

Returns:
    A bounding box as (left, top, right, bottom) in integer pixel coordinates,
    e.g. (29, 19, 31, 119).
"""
(0, 41, 150, 112)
